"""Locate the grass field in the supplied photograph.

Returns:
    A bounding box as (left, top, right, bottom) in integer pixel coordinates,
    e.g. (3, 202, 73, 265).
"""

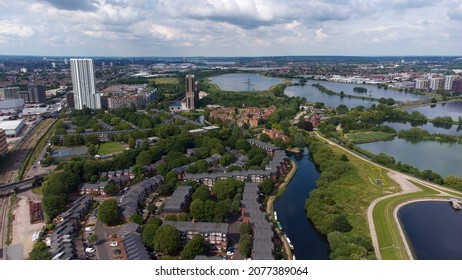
(345, 131, 396, 144)
(150, 77, 178, 84)
(97, 142, 125, 155)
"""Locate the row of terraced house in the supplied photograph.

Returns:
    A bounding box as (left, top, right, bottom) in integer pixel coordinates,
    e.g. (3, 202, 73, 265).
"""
(48, 195, 93, 260)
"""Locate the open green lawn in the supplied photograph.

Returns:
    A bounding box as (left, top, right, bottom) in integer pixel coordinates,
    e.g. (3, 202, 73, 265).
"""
(97, 142, 125, 155)
(150, 77, 178, 84)
(346, 131, 396, 144)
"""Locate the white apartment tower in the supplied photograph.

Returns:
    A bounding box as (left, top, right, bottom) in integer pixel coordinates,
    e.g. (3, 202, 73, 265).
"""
(444, 75, 458, 91)
(70, 58, 101, 110)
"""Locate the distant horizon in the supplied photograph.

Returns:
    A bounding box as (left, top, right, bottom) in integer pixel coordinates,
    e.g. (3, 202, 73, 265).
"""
(1, 54, 462, 59)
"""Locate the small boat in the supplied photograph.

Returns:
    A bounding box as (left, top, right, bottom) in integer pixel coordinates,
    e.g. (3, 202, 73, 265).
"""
(286, 236, 294, 250)
(274, 211, 278, 221)
(449, 198, 462, 210)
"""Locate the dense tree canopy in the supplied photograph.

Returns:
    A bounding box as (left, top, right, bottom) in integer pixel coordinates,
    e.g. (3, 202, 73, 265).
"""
(180, 234, 208, 259)
(153, 225, 181, 255)
(98, 199, 120, 226)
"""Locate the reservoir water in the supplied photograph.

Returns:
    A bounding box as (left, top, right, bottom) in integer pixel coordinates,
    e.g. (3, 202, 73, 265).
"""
(357, 138, 462, 178)
(399, 201, 462, 259)
(208, 73, 284, 91)
(273, 152, 330, 260)
(381, 121, 462, 136)
(284, 85, 375, 108)
(405, 101, 462, 121)
(303, 80, 424, 102)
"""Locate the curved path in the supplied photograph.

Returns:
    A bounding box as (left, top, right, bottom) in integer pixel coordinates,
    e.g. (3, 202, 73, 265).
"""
(314, 132, 462, 259)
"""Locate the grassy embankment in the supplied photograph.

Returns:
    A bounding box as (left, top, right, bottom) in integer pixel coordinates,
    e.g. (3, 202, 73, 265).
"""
(345, 131, 396, 144)
(97, 142, 126, 155)
(372, 182, 441, 260)
(18, 118, 56, 180)
(306, 135, 401, 259)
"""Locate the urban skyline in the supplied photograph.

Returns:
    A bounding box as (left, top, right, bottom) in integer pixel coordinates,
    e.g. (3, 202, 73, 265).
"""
(0, 1, 461, 57)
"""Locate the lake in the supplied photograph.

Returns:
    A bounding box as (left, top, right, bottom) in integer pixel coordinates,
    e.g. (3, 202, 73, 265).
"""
(273, 152, 330, 260)
(208, 73, 284, 91)
(405, 101, 462, 121)
(306, 80, 424, 102)
(399, 201, 462, 259)
(381, 121, 462, 136)
(357, 138, 462, 178)
(284, 85, 375, 108)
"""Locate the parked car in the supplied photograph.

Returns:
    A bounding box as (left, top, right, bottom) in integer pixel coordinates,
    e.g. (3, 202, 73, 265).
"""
(85, 247, 96, 253)
(226, 251, 234, 256)
(109, 241, 118, 247)
(85, 226, 94, 232)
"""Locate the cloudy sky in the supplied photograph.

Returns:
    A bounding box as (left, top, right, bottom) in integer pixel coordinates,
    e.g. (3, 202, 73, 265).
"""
(0, 0, 461, 57)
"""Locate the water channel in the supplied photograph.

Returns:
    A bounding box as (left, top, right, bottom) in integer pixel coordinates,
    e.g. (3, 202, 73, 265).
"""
(273, 152, 330, 260)
(398, 201, 462, 259)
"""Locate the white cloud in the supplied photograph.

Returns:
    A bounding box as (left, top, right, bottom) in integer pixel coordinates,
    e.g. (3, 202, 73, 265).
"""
(0, 20, 34, 38)
(0, 0, 459, 56)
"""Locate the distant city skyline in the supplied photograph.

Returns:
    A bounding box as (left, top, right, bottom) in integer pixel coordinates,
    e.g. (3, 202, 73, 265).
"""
(0, 1, 461, 57)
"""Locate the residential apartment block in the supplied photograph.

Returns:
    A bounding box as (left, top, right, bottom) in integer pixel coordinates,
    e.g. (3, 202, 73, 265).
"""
(163, 221, 228, 251)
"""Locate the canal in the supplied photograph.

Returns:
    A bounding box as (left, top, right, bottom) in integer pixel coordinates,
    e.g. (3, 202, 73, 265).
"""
(399, 201, 462, 259)
(273, 151, 330, 260)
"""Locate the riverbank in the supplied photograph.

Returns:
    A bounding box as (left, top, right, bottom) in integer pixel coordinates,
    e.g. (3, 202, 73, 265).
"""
(266, 159, 297, 260)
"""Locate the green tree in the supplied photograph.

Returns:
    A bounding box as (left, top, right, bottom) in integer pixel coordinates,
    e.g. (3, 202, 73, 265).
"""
(98, 199, 120, 226)
(332, 214, 353, 232)
(128, 137, 136, 149)
(180, 234, 208, 259)
(104, 182, 118, 196)
(87, 234, 99, 245)
(235, 139, 251, 152)
(142, 223, 161, 250)
(189, 199, 206, 221)
(153, 225, 181, 255)
(129, 214, 143, 225)
(238, 233, 252, 257)
(196, 160, 208, 173)
(213, 179, 243, 201)
(192, 186, 211, 201)
(87, 144, 97, 156)
(259, 178, 275, 196)
(29, 242, 51, 260)
(136, 150, 153, 166)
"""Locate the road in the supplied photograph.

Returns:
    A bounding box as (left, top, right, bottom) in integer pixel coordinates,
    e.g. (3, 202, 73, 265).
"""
(314, 131, 462, 259)
(94, 219, 119, 260)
